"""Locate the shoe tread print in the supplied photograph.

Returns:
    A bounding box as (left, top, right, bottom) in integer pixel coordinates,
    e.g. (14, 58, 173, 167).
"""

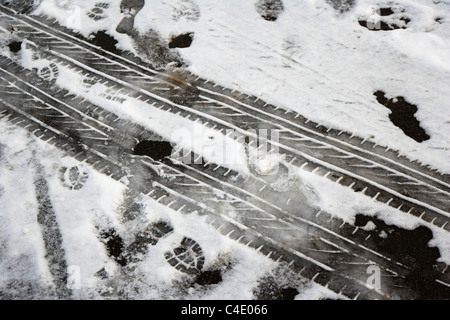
(165, 237, 205, 275)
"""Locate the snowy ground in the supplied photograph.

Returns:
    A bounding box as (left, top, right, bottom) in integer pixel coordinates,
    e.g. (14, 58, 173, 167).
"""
(0, 0, 449, 300)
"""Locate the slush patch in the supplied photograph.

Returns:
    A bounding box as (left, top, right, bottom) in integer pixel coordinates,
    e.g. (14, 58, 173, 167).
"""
(374, 91, 430, 143)
(194, 269, 223, 286)
(87, 3, 110, 21)
(254, 279, 300, 300)
(101, 229, 127, 267)
(378, 7, 394, 16)
(171, 0, 200, 22)
(89, 31, 121, 54)
(131, 29, 183, 70)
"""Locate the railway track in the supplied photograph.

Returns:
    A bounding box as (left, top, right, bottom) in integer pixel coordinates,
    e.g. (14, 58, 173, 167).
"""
(0, 4, 449, 299)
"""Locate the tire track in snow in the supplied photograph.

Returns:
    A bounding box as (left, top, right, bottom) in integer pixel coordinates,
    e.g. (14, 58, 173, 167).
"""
(0, 7, 448, 231)
(32, 161, 71, 298)
(0, 61, 448, 299)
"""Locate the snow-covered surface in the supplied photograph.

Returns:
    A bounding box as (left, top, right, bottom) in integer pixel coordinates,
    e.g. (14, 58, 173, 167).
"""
(0, 0, 449, 299)
(30, 0, 450, 172)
